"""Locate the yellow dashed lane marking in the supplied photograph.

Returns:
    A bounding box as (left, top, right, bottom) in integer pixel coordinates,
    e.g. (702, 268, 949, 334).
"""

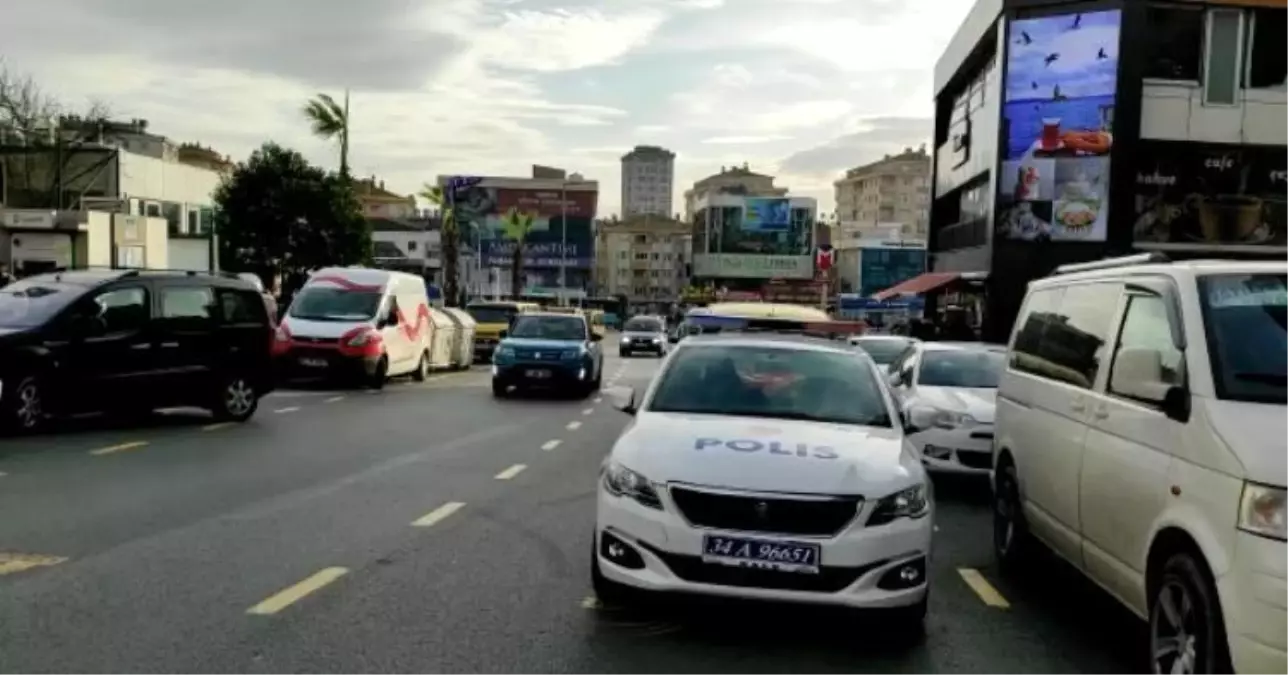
(581, 595, 601, 609)
(541, 440, 561, 451)
(247, 567, 349, 615)
(494, 464, 527, 480)
(89, 441, 148, 456)
(274, 406, 301, 414)
(324, 396, 345, 404)
(202, 422, 234, 432)
(959, 568, 1010, 608)
(0, 552, 69, 576)
(567, 421, 582, 431)
(412, 501, 466, 527)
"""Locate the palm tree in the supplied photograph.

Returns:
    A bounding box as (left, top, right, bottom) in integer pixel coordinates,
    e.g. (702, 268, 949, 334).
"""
(303, 90, 350, 177)
(499, 208, 536, 300)
(418, 183, 461, 305)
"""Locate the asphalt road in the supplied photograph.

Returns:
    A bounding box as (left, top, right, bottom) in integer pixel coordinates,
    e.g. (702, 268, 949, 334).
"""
(0, 348, 1144, 673)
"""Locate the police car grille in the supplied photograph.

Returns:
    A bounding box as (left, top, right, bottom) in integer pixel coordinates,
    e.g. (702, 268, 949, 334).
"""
(669, 487, 861, 536)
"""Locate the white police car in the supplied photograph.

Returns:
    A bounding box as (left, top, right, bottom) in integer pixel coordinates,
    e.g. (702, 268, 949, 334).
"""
(594, 328, 933, 628)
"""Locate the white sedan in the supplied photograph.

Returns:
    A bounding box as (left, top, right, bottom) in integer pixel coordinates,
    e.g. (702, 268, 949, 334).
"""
(593, 332, 933, 630)
(886, 342, 1007, 476)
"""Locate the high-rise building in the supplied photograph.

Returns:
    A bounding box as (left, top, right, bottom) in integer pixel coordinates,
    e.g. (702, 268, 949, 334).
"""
(620, 145, 675, 218)
(833, 146, 931, 245)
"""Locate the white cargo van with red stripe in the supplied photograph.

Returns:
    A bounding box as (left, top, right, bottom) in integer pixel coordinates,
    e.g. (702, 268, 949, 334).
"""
(272, 267, 434, 388)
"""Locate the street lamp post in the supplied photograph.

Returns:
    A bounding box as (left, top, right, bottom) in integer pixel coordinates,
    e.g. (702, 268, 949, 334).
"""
(559, 179, 568, 306)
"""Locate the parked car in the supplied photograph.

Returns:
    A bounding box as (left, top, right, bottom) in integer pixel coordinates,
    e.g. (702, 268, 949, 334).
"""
(993, 253, 1286, 674)
(0, 269, 275, 432)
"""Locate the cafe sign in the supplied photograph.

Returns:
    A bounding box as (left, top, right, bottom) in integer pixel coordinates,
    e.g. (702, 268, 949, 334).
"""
(692, 254, 813, 280)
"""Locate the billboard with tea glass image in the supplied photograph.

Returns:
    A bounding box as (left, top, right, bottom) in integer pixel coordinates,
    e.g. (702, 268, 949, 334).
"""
(1132, 142, 1287, 248)
(995, 8, 1121, 242)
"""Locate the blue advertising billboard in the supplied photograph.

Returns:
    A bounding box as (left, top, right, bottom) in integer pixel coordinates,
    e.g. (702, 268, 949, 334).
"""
(859, 247, 926, 297)
(995, 8, 1121, 243)
(743, 198, 791, 232)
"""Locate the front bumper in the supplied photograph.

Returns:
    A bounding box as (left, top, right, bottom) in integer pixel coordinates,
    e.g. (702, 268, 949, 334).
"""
(595, 482, 932, 609)
(274, 348, 382, 380)
(620, 338, 665, 354)
(493, 361, 590, 388)
(1220, 530, 1286, 674)
(908, 425, 994, 475)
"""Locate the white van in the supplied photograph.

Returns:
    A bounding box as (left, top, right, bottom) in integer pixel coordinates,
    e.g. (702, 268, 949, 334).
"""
(993, 254, 1285, 674)
(273, 267, 435, 388)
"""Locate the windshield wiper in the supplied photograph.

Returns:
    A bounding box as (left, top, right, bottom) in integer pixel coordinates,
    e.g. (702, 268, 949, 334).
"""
(1233, 372, 1288, 385)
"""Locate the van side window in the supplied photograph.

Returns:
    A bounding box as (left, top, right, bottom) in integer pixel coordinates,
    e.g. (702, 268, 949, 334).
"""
(1011, 287, 1064, 376)
(1013, 283, 1121, 389)
(81, 287, 149, 335)
(1109, 293, 1185, 395)
(217, 289, 266, 325)
(161, 287, 215, 322)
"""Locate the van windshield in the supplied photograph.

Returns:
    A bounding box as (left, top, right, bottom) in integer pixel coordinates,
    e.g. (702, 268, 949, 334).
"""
(289, 287, 382, 322)
(0, 279, 83, 328)
(1198, 273, 1286, 404)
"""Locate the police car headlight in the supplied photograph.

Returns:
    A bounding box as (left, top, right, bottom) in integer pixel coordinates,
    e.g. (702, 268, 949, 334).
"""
(867, 483, 930, 526)
(602, 461, 662, 510)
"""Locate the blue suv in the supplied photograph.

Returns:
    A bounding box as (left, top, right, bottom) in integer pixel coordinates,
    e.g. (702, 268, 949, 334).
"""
(492, 312, 604, 398)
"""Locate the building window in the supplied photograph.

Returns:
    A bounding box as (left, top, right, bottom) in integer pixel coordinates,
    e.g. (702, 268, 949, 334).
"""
(187, 209, 199, 234)
(1143, 5, 1204, 81)
(1246, 8, 1288, 90)
(407, 240, 418, 252)
(1204, 8, 1244, 106)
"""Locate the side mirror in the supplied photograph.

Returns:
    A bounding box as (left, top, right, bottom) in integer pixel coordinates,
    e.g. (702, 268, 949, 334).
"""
(1111, 347, 1190, 422)
(498, 329, 508, 339)
(609, 386, 637, 415)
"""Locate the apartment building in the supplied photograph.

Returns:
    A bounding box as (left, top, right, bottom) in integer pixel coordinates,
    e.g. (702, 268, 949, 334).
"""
(620, 145, 676, 218)
(595, 214, 689, 307)
(833, 146, 931, 241)
(683, 164, 787, 221)
(355, 176, 417, 219)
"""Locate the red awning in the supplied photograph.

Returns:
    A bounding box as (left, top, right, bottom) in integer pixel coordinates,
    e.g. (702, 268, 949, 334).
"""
(871, 272, 962, 302)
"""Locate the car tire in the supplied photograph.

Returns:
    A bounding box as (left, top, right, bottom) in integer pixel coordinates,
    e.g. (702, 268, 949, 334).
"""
(3, 375, 46, 434)
(1149, 552, 1232, 675)
(412, 351, 430, 382)
(590, 537, 633, 608)
(491, 380, 508, 398)
(367, 356, 389, 390)
(210, 373, 259, 422)
(993, 458, 1032, 575)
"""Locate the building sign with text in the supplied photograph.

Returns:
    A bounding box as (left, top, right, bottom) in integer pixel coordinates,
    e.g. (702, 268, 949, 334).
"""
(692, 253, 814, 280)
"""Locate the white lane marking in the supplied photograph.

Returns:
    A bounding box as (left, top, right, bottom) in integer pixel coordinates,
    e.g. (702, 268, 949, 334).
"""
(0, 471, 7, 477)
(494, 464, 527, 480)
(566, 421, 582, 431)
(202, 422, 234, 432)
(541, 440, 561, 451)
(324, 396, 345, 404)
(594, 397, 602, 403)
(582, 408, 594, 416)
(274, 406, 301, 414)
(412, 501, 466, 527)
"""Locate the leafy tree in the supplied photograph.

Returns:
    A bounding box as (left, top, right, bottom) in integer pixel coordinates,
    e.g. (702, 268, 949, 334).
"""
(499, 208, 535, 300)
(302, 90, 350, 177)
(418, 183, 460, 306)
(214, 142, 369, 292)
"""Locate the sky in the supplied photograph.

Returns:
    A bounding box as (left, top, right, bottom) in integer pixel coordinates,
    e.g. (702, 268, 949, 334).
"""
(1005, 9, 1121, 102)
(0, 0, 973, 217)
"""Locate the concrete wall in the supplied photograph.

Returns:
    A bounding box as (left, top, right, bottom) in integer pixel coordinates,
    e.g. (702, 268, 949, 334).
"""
(167, 238, 212, 271)
(1141, 84, 1287, 146)
(118, 151, 221, 207)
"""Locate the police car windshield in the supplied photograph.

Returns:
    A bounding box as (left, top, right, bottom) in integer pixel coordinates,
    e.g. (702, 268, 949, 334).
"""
(509, 315, 586, 340)
(289, 287, 381, 322)
(647, 344, 893, 427)
(917, 349, 1006, 388)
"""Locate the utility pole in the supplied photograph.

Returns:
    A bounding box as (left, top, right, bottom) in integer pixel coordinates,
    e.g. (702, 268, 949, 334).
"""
(559, 178, 568, 306)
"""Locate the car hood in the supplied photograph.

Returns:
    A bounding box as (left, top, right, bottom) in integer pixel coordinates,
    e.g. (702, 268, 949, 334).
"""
(916, 386, 997, 423)
(611, 411, 923, 497)
(502, 337, 583, 350)
(1205, 399, 1286, 485)
(280, 316, 371, 339)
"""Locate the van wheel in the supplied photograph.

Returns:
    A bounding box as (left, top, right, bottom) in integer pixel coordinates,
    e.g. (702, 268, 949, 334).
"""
(4, 376, 46, 433)
(368, 356, 388, 390)
(993, 458, 1032, 575)
(212, 374, 259, 422)
(412, 351, 430, 382)
(1149, 553, 1231, 675)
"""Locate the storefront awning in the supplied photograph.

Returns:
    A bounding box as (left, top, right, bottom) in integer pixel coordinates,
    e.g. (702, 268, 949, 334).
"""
(871, 272, 963, 302)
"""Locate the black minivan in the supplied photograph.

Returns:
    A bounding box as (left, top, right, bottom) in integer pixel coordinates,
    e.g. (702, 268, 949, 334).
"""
(0, 269, 275, 432)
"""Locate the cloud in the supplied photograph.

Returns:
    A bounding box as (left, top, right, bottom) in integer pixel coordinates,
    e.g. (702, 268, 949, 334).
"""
(778, 117, 932, 177)
(703, 135, 793, 144)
